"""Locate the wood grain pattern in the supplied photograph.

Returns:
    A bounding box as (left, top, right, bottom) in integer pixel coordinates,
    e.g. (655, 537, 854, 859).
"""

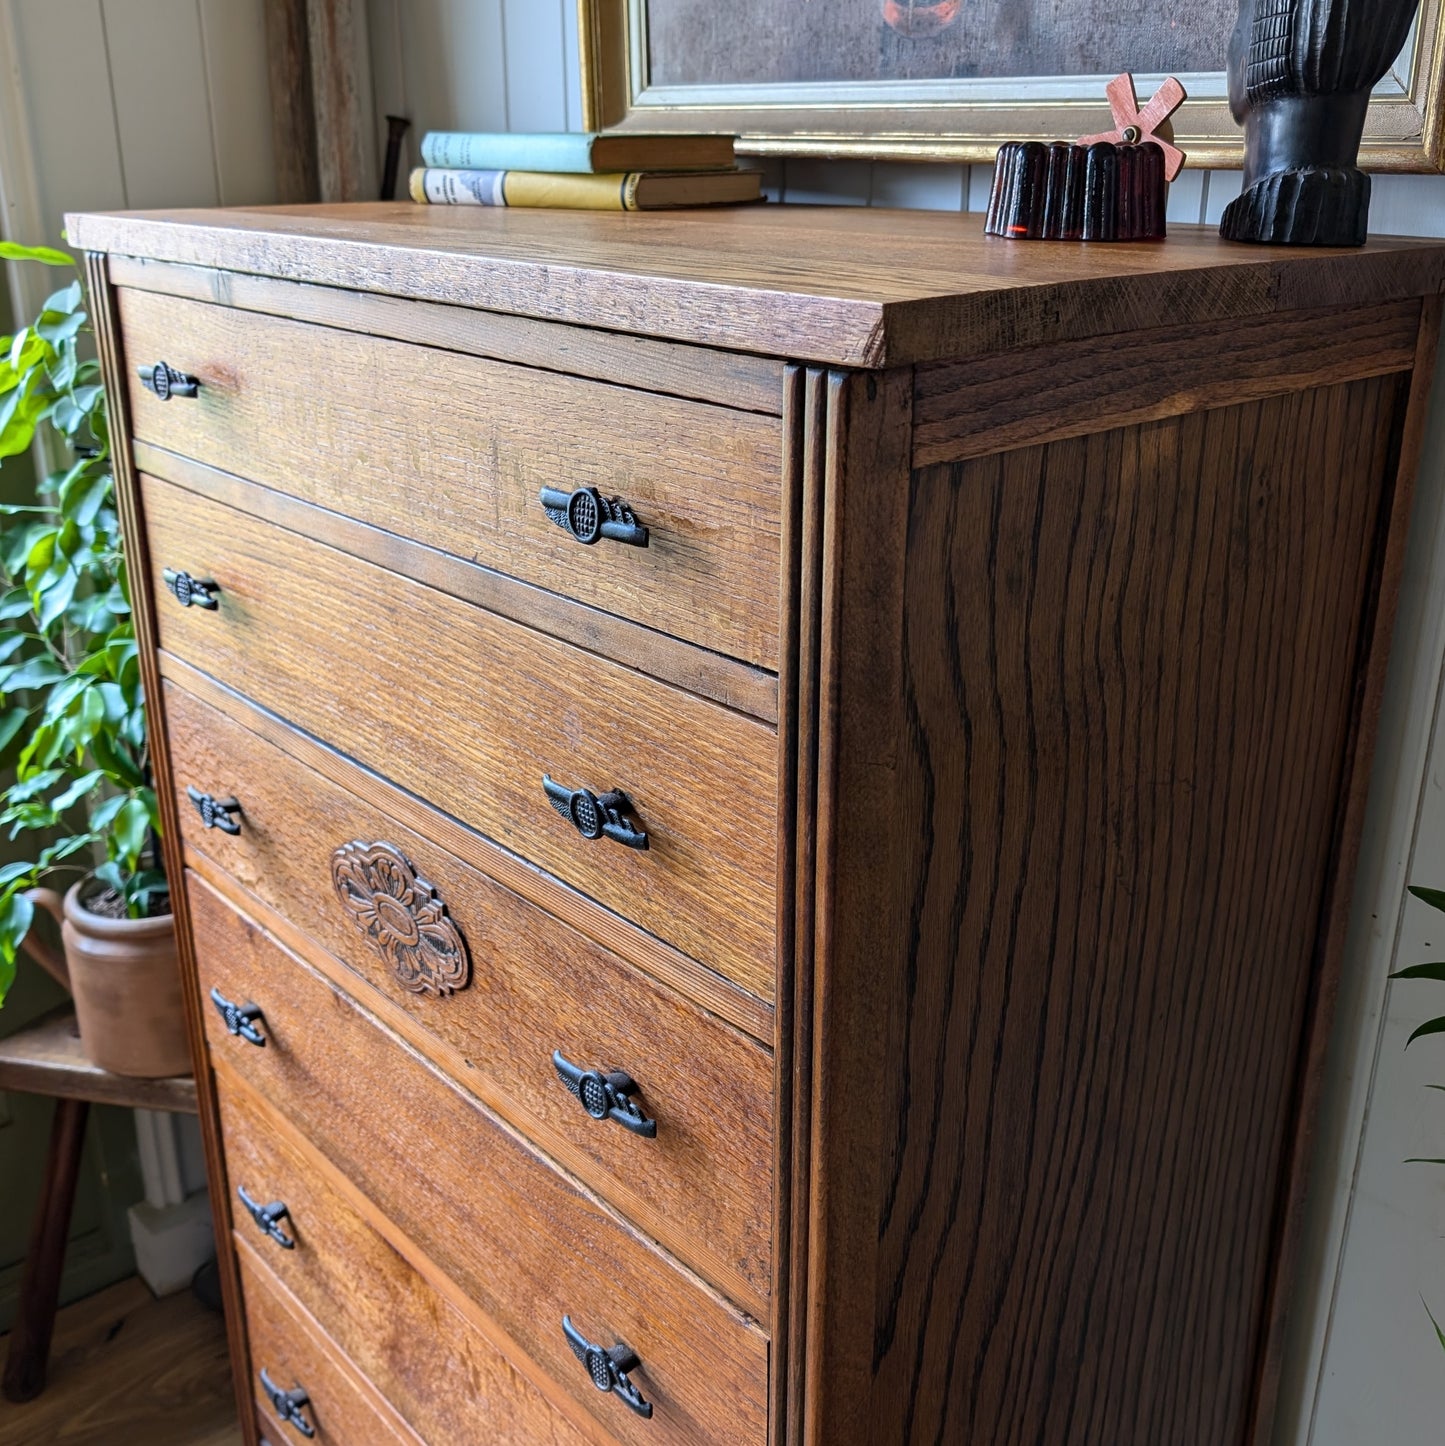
(191, 873, 769, 1446)
(85, 250, 261, 1446)
(134, 444, 778, 722)
(0, 1007, 196, 1112)
(0, 1277, 241, 1446)
(1245, 296, 1444, 1444)
(106, 255, 786, 414)
(159, 650, 772, 1044)
(260, 0, 317, 204)
(142, 475, 778, 1001)
(221, 1082, 611, 1446)
(237, 1250, 421, 1446)
(912, 299, 1422, 466)
(862, 376, 1406, 1446)
(66, 205, 1445, 367)
(119, 287, 784, 669)
(163, 678, 774, 1314)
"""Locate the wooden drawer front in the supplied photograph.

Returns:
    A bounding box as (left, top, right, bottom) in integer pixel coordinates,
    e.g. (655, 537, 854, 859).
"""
(191, 873, 769, 1446)
(168, 678, 772, 1311)
(240, 1249, 418, 1446)
(118, 287, 783, 669)
(144, 474, 777, 1001)
(221, 1079, 606, 1446)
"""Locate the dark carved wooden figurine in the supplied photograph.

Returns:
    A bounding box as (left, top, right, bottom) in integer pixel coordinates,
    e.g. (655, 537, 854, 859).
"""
(1220, 0, 1420, 244)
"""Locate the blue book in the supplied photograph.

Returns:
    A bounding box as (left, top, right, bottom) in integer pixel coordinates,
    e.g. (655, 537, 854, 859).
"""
(418, 131, 736, 174)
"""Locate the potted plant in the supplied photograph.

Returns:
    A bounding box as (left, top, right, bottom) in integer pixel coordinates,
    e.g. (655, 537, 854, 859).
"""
(0, 241, 184, 1077)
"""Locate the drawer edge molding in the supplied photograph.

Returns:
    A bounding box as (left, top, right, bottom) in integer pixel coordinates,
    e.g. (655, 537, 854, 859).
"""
(192, 846, 771, 1320)
(160, 651, 775, 1046)
(133, 441, 780, 725)
(83, 248, 259, 1439)
(107, 253, 788, 416)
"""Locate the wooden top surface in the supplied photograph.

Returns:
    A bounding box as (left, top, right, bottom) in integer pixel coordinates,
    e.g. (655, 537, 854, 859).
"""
(0, 1006, 197, 1111)
(68, 201, 1445, 367)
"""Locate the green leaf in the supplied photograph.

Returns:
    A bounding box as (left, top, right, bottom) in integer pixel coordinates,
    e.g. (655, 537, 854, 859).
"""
(0, 636, 28, 667)
(112, 795, 150, 871)
(42, 281, 82, 315)
(1409, 885, 1445, 915)
(1406, 1016, 1445, 1048)
(0, 888, 36, 976)
(0, 861, 33, 889)
(4, 655, 65, 692)
(5, 768, 62, 803)
(0, 706, 30, 765)
(0, 590, 33, 622)
(1392, 962, 1445, 982)
(1406, 1157, 1445, 1165)
(50, 769, 103, 814)
(1425, 1298, 1445, 1356)
(36, 566, 77, 628)
(0, 242, 74, 267)
(87, 791, 127, 831)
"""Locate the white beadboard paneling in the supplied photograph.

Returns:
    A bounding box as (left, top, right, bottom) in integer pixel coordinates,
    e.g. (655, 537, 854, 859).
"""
(1202, 168, 1243, 225)
(1165, 169, 1206, 226)
(100, 0, 219, 209)
(781, 159, 872, 205)
(1368, 173, 1445, 238)
(11, 0, 126, 243)
(197, 0, 276, 207)
(502, 0, 567, 133)
(870, 162, 965, 211)
(400, 0, 507, 138)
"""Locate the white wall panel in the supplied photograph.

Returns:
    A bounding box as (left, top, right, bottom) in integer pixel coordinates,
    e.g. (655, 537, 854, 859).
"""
(101, 0, 219, 209)
(11, 0, 126, 244)
(198, 0, 277, 206)
(396, 0, 506, 137)
(502, 0, 566, 132)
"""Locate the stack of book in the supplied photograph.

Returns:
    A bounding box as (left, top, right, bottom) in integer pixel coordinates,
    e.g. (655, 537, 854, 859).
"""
(409, 131, 761, 211)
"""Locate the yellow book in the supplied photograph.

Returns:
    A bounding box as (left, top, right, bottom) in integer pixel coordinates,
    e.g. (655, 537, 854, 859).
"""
(408, 167, 761, 211)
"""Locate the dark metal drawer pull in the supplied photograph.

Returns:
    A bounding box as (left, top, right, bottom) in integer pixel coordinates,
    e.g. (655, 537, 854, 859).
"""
(237, 1185, 295, 1249)
(259, 1369, 315, 1438)
(138, 360, 200, 401)
(209, 986, 266, 1047)
(539, 486, 649, 548)
(186, 786, 242, 834)
(542, 776, 648, 851)
(162, 569, 219, 610)
(553, 1051, 657, 1138)
(562, 1315, 652, 1419)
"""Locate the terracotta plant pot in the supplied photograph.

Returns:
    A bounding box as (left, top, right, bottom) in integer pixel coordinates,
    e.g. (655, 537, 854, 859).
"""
(25, 882, 189, 1079)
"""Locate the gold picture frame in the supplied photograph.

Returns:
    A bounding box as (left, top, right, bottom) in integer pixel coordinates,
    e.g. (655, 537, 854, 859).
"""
(579, 0, 1445, 171)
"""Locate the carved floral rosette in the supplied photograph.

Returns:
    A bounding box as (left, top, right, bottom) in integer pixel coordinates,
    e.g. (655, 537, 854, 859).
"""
(330, 841, 471, 996)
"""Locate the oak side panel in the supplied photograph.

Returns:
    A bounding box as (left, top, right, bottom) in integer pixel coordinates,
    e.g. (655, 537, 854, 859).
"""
(1246, 296, 1444, 1442)
(912, 300, 1421, 467)
(862, 374, 1409, 1446)
(84, 251, 260, 1446)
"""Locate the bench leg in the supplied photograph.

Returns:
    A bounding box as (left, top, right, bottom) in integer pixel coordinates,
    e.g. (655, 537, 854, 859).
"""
(2, 1096, 91, 1403)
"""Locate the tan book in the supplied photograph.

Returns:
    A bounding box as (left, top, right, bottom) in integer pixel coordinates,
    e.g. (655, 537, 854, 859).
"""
(409, 168, 763, 211)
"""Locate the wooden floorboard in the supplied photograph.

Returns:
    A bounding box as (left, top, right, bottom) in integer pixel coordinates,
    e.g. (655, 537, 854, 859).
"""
(0, 1276, 240, 1445)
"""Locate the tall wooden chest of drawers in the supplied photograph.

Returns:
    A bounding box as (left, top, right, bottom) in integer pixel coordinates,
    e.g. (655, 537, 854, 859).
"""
(68, 202, 1445, 1446)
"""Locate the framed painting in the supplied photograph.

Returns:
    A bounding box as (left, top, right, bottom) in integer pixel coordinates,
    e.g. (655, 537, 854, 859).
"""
(578, 0, 1445, 170)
